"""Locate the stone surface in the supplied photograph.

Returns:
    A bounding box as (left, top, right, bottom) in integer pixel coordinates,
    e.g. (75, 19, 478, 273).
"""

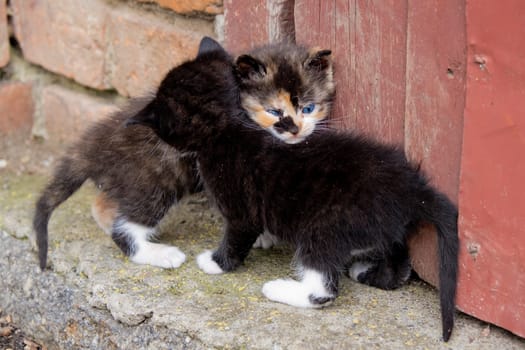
(10, 0, 214, 96)
(0, 0, 9, 67)
(1, 169, 524, 349)
(0, 81, 33, 135)
(138, 0, 223, 15)
(40, 85, 116, 146)
(106, 5, 214, 97)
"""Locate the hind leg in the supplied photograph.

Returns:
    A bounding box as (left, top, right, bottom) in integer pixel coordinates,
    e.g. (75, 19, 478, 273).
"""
(91, 191, 118, 235)
(348, 244, 411, 290)
(112, 217, 186, 268)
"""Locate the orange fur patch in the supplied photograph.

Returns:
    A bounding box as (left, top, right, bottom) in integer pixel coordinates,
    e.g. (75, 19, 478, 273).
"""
(277, 90, 295, 117)
(91, 191, 119, 234)
(242, 96, 279, 128)
(254, 111, 279, 128)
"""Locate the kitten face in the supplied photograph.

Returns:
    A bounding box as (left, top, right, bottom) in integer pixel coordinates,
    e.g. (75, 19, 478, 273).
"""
(236, 44, 335, 144)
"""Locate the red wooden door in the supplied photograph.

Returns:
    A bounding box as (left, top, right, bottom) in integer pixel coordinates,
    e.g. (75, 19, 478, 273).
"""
(223, 0, 525, 338)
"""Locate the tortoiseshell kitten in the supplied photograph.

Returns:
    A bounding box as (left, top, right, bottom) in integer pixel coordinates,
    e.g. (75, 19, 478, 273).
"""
(240, 44, 412, 291)
(237, 43, 335, 249)
(129, 39, 458, 341)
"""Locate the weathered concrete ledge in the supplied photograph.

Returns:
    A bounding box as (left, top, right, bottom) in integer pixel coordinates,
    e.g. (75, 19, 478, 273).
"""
(1, 172, 524, 349)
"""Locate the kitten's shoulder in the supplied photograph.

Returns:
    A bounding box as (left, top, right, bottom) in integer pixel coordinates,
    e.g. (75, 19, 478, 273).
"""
(299, 129, 406, 160)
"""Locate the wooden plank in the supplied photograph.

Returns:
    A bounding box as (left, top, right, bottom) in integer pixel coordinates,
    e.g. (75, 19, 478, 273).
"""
(404, 0, 466, 286)
(223, 0, 295, 53)
(353, 0, 407, 144)
(268, 0, 295, 43)
(405, 0, 466, 202)
(223, 0, 269, 52)
(295, 0, 356, 130)
(295, 0, 407, 143)
(457, 0, 525, 338)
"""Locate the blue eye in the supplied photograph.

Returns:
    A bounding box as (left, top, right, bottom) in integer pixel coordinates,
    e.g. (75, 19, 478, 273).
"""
(266, 109, 282, 117)
(302, 103, 316, 114)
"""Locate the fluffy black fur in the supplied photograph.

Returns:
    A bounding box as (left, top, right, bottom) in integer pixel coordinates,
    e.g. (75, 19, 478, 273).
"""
(31, 37, 229, 271)
(128, 41, 459, 341)
(33, 98, 202, 268)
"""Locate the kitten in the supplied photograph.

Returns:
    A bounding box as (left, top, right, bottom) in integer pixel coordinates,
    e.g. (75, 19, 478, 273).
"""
(237, 43, 411, 291)
(129, 39, 459, 341)
(33, 95, 201, 270)
(238, 43, 335, 249)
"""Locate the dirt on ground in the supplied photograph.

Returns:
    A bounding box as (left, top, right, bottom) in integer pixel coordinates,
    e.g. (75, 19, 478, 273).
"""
(0, 309, 46, 350)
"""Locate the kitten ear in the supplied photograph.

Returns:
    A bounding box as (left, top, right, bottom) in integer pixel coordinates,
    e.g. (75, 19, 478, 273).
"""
(197, 36, 226, 57)
(304, 49, 332, 71)
(235, 55, 267, 81)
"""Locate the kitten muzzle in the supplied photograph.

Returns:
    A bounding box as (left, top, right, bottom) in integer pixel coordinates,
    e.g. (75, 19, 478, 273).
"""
(274, 116, 299, 135)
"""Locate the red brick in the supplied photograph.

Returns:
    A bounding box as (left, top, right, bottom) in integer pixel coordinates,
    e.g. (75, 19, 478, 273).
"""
(106, 6, 214, 97)
(40, 85, 116, 145)
(138, 0, 223, 15)
(0, 82, 33, 135)
(11, 0, 214, 96)
(0, 0, 8, 67)
(10, 0, 109, 89)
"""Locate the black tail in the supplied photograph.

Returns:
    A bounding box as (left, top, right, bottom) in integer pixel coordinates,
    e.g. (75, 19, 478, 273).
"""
(420, 189, 459, 341)
(33, 157, 88, 270)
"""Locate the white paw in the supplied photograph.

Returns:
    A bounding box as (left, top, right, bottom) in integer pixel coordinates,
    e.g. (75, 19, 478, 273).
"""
(262, 279, 309, 307)
(196, 250, 224, 274)
(262, 269, 334, 308)
(253, 231, 280, 249)
(131, 243, 186, 269)
(348, 261, 374, 281)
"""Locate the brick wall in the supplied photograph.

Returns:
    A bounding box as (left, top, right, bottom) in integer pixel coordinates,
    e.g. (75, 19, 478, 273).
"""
(0, 0, 221, 152)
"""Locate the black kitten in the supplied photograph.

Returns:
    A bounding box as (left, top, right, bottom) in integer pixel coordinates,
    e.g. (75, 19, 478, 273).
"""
(32, 40, 230, 270)
(128, 41, 459, 341)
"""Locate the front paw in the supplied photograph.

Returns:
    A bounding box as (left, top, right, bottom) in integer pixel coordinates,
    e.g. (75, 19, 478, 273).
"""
(196, 250, 224, 274)
(262, 278, 334, 308)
